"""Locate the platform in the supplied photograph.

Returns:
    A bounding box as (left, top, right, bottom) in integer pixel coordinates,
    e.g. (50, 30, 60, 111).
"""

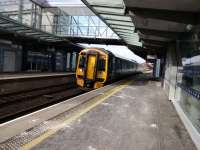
(0, 72, 75, 97)
(0, 72, 74, 81)
(0, 74, 197, 150)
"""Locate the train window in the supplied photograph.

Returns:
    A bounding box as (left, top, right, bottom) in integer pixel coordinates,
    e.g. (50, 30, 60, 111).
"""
(79, 56, 86, 68)
(98, 59, 106, 71)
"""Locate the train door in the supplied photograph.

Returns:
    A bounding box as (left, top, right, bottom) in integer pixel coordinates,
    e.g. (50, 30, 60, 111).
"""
(86, 55, 97, 80)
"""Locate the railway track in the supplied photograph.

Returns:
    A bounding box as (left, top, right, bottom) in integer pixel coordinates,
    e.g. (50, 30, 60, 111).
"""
(0, 73, 84, 123)
(0, 84, 84, 123)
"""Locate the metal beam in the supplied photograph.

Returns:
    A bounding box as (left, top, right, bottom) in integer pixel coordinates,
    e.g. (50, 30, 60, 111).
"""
(143, 45, 162, 51)
(99, 12, 126, 16)
(119, 33, 138, 37)
(32, 35, 53, 38)
(128, 7, 199, 25)
(90, 5, 124, 9)
(128, 44, 148, 51)
(114, 30, 135, 34)
(123, 0, 200, 12)
(111, 27, 134, 31)
(0, 23, 15, 27)
(143, 42, 164, 48)
(105, 18, 132, 23)
(45, 39, 62, 41)
(16, 30, 35, 33)
(138, 33, 172, 42)
(136, 28, 180, 39)
(109, 23, 134, 27)
(26, 32, 44, 35)
(66, 37, 124, 45)
(18, 0, 24, 23)
(3, 26, 27, 31)
(140, 38, 168, 46)
(132, 15, 187, 32)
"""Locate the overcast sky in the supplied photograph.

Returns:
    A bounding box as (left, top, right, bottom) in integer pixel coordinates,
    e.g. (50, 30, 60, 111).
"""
(80, 44, 145, 64)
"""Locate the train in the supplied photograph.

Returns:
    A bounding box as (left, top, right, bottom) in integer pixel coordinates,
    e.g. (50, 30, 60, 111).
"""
(76, 48, 142, 89)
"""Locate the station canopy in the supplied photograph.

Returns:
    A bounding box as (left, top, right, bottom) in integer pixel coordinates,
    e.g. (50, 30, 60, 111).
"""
(0, 13, 63, 42)
(80, 0, 142, 46)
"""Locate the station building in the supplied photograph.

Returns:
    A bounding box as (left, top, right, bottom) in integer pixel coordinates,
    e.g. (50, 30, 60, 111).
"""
(0, 0, 200, 149)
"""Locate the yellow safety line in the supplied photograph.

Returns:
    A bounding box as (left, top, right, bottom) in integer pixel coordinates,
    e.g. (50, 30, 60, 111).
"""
(20, 80, 132, 150)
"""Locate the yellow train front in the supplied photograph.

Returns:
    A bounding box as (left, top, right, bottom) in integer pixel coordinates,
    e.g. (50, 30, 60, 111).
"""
(76, 48, 139, 89)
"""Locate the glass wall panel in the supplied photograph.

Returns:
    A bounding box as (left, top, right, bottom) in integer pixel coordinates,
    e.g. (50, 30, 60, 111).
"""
(27, 51, 51, 72)
(0, 0, 42, 29)
(177, 34, 200, 133)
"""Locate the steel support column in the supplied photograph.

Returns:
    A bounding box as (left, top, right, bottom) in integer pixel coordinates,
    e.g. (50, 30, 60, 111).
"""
(69, 52, 73, 72)
(21, 48, 28, 71)
(18, 0, 24, 23)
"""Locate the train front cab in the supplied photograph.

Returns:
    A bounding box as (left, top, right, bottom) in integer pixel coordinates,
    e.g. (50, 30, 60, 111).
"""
(76, 49, 108, 89)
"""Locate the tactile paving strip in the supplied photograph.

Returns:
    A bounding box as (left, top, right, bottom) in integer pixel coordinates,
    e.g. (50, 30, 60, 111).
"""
(0, 107, 81, 150)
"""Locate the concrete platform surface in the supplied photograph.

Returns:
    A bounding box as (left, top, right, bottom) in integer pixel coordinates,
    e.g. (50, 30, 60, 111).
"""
(0, 75, 197, 150)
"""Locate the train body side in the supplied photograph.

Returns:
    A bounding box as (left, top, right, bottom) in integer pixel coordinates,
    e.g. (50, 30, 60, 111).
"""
(106, 53, 139, 82)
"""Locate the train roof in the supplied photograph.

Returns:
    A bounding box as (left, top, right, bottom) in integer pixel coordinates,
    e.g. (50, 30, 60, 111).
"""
(85, 48, 138, 63)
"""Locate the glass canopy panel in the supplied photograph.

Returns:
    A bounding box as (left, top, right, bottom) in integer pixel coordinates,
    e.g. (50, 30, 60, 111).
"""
(122, 36, 139, 39)
(125, 41, 142, 46)
(114, 29, 135, 34)
(0, 23, 15, 27)
(111, 25, 135, 30)
(85, 0, 124, 8)
(118, 33, 132, 36)
(100, 14, 132, 22)
(9, 27, 27, 31)
(93, 7, 125, 15)
(118, 33, 135, 38)
(82, 0, 140, 45)
(106, 20, 134, 27)
(17, 30, 33, 33)
(117, 32, 135, 36)
(119, 33, 136, 36)
(122, 36, 139, 42)
(122, 37, 139, 41)
(0, 0, 19, 12)
(123, 38, 139, 41)
(25, 32, 43, 35)
(118, 33, 139, 39)
(119, 33, 139, 36)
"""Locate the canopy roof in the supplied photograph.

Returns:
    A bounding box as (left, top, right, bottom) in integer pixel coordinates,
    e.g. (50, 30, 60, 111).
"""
(81, 0, 142, 46)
